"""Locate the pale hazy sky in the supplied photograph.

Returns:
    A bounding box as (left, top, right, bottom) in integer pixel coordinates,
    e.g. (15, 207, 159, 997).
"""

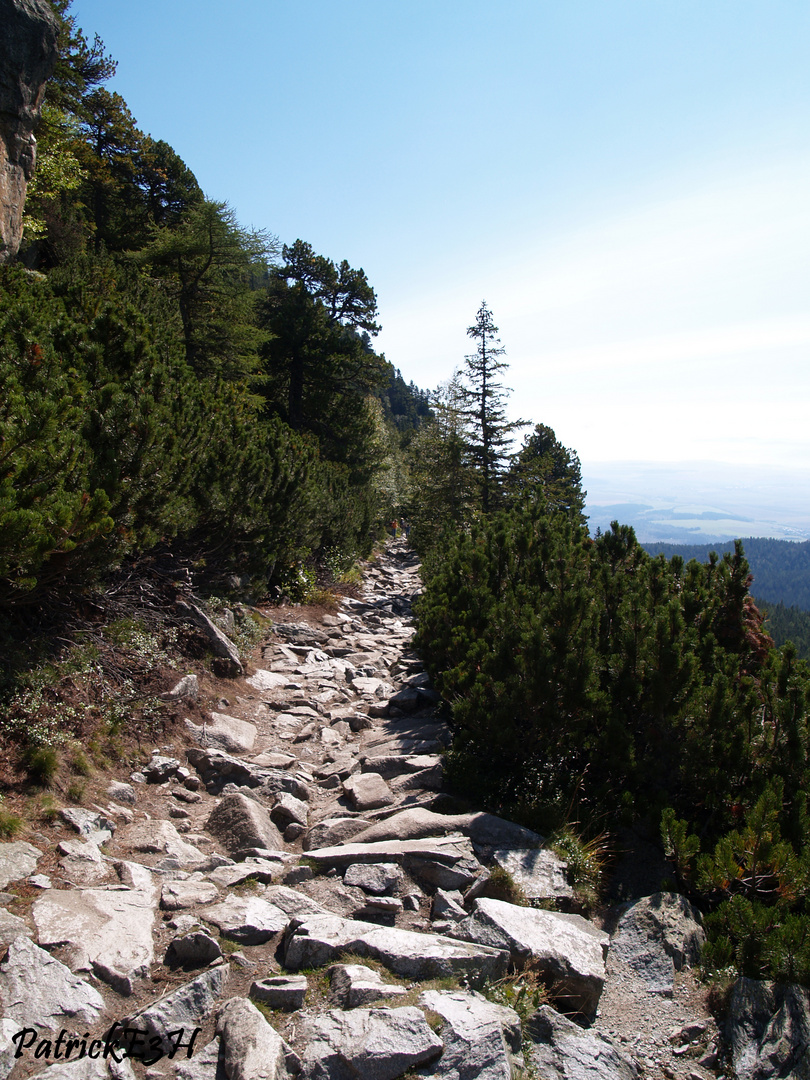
(71, 0, 810, 471)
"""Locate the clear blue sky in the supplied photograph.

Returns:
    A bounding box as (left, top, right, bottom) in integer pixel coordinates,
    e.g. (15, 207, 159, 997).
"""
(70, 0, 810, 474)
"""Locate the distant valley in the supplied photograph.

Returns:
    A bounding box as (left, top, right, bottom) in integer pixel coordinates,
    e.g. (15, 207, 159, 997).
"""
(584, 459, 810, 543)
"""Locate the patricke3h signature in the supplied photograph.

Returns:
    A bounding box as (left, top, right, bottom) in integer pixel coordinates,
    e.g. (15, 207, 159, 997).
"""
(11, 1023, 202, 1066)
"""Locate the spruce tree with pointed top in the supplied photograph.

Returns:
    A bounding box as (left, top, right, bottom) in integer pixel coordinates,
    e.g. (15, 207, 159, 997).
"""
(458, 301, 527, 513)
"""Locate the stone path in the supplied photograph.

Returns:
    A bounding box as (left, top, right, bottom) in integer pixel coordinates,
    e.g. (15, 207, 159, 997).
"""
(0, 540, 722, 1079)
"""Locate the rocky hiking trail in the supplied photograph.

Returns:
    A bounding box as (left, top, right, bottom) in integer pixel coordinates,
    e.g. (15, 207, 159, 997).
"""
(0, 540, 726, 1080)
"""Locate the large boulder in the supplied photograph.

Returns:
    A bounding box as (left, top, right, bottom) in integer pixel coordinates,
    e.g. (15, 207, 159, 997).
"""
(216, 997, 291, 1080)
(0, 0, 59, 261)
(303, 835, 480, 873)
(205, 792, 284, 855)
(246, 669, 291, 693)
(491, 847, 575, 904)
(206, 857, 283, 889)
(113, 820, 207, 867)
(32, 870, 156, 994)
(725, 977, 810, 1080)
(351, 807, 543, 850)
(420, 989, 522, 1080)
(125, 965, 230, 1056)
(160, 879, 220, 911)
(344, 863, 403, 896)
(185, 712, 257, 754)
(296, 1007, 442, 1080)
(303, 816, 373, 851)
(525, 1005, 639, 1080)
(201, 895, 288, 945)
(0, 840, 41, 888)
(342, 772, 395, 811)
(0, 934, 107, 1030)
(281, 912, 508, 982)
(450, 898, 608, 1016)
(608, 892, 705, 997)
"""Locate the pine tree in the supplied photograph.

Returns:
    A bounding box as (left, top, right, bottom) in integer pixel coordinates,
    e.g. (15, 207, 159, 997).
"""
(406, 375, 477, 552)
(458, 301, 526, 513)
(507, 422, 586, 520)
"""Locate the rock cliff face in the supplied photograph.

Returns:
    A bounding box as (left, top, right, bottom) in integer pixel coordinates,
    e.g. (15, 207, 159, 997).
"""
(0, 0, 59, 262)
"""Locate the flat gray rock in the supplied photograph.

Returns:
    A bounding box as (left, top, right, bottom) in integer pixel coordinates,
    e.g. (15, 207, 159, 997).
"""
(206, 857, 282, 889)
(216, 996, 290, 1080)
(202, 895, 288, 944)
(32, 874, 156, 994)
(126, 964, 229, 1055)
(420, 989, 522, 1080)
(349, 676, 394, 699)
(491, 847, 575, 903)
(57, 833, 109, 876)
(282, 912, 508, 982)
(113, 820, 207, 866)
(263, 884, 333, 918)
(251, 750, 297, 769)
(0, 906, 31, 945)
(272, 622, 328, 646)
(205, 792, 284, 855)
(0, 934, 107, 1030)
(161, 879, 220, 910)
(304, 835, 478, 871)
(0, 841, 42, 888)
(296, 1006, 443, 1080)
(525, 1004, 639, 1080)
(451, 898, 608, 1016)
(329, 964, 407, 1008)
(344, 863, 403, 896)
(432, 888, 466, 921)
(27, 1058, 136, 1079)
(60, 807, 115, 843)
(246, 668, 291, 693)
(186, 713, 257, 754)
(351, 808, 543, 850)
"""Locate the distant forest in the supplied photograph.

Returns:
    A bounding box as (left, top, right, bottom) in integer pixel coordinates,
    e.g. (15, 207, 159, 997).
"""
(644, 538, 810, 658)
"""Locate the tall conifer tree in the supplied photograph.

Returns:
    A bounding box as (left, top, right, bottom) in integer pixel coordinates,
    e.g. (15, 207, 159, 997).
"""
(458, 301, 526, 513)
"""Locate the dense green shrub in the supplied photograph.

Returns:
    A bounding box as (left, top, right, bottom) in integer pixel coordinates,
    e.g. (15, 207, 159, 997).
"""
(417, 502, 810, 981)
(0, 257, 390, 604)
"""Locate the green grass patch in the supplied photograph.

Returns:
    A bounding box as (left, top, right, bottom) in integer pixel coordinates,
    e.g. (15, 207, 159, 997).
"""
(0, 808, 23, 839)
